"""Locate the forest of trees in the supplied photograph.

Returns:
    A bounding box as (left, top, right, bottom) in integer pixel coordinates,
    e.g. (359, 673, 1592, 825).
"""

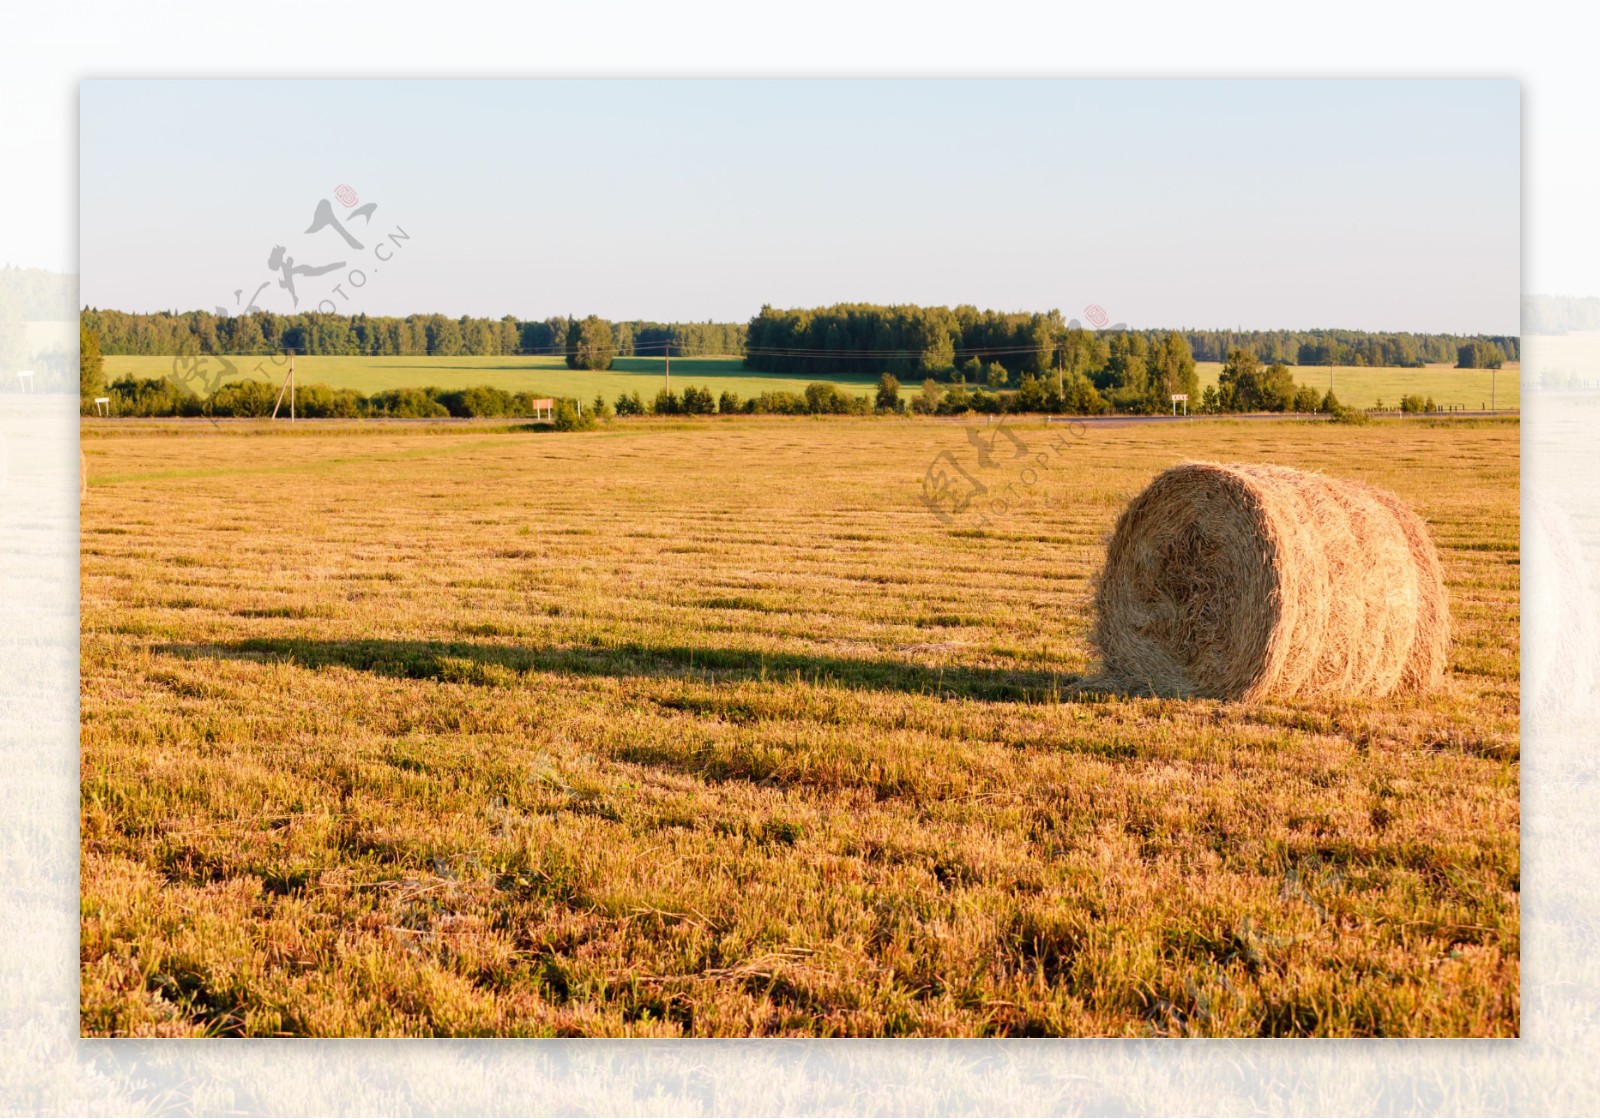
(1456, 340, 1508, 368)
(745, 304, 1061, 378)
(743, 302, 1519, 378)
(77, 303, 1515, 374)
(1523, 294, 1600, 335)
(1181, 327, 1517, 366)
(78, 308, 748, 360)
(565, 315, 616, 370)
(0, 266, 77, 319)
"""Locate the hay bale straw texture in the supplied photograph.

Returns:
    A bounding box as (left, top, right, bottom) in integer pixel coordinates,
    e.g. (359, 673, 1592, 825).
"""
(1092, 462, 1450, 700)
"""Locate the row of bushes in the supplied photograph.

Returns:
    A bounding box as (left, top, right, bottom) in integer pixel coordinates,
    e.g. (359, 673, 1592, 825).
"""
(98, 377, 598, 429)
(623, 372, 1354, 419)
(627, 382, 872, 416)
(1398, 394, 1446, 413)
(621, 376, 1110, 417)
(99, 370, 1378, 424)
(99, 374, 886, 421)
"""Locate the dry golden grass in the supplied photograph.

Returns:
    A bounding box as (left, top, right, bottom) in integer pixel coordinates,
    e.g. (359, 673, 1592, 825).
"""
(79, 414, 1519, 1037)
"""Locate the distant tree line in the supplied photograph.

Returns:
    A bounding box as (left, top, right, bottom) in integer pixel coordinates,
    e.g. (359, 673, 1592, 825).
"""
(78, 308, 748, 360)
(1523, 294, 1600, 335)
(745, 304, 1061, 378)
(77, 304, 1514, 374)
(743, 302, 1519, 378)
(1185, 328, 1516, 367)
(2, 266, 77, 319)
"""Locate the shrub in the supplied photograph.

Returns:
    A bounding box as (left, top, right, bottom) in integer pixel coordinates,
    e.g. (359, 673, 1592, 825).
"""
(1400, 393, 1427, 414)
(969, 389, 1004, 414)
(294, 383, 365, 418)
(717, 390, 741, 414)
(437, 385, 517, 418)
(108, 376, 193, 418)
(368, 387, 450, 418)
(984, 362, 1009, 389)
(803, 382, 861, 415)
(206, 378, 281, 417)
(938, 381, 972, 415)
(1055, 373, 1107, 416)
(680, 385, 716, 415)
(745, 390, 808, 415)
(1106, 384, 1159, 415)
(614, 391, 646, 416)
(551, 398, 596, 431)
(912, 378, 943, 415)
(1293, 384, 1322, 413)
(1012, 374, 1048, 414)
(652, 388, 680, 415)
(592, 394, 614, 421)
(875, 373, 901, 413)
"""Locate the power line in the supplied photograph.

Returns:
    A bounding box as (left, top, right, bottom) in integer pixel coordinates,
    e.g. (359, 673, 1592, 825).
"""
(515, 340, 1080, 360)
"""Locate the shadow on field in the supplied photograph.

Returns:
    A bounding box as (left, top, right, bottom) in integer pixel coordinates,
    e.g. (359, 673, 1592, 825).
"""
(159, 637, 1097, 704)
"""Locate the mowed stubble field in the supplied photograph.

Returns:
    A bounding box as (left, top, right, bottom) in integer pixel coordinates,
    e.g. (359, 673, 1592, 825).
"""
(79, 415, 1519, 1037)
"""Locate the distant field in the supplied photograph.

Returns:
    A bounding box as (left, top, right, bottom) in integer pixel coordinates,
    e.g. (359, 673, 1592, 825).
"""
(1522, 331, 1600, 381)
(101, 353, 879, 403)
(1196, 361, 1520, 411)
(102, 353, 1519, 411)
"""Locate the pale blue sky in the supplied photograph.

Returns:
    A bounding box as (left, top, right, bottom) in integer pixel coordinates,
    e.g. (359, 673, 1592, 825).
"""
(79, 79, 1519, 333)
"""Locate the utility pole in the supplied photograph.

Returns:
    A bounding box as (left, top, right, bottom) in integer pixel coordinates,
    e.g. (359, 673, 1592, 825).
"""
(272, 351, 297, 421)
(665, 346, 671, 393)
(1491, 365, 1496, 414)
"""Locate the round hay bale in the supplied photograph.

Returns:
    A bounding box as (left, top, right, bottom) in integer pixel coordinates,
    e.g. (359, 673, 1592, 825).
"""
(1091, 462, 1450, 700)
